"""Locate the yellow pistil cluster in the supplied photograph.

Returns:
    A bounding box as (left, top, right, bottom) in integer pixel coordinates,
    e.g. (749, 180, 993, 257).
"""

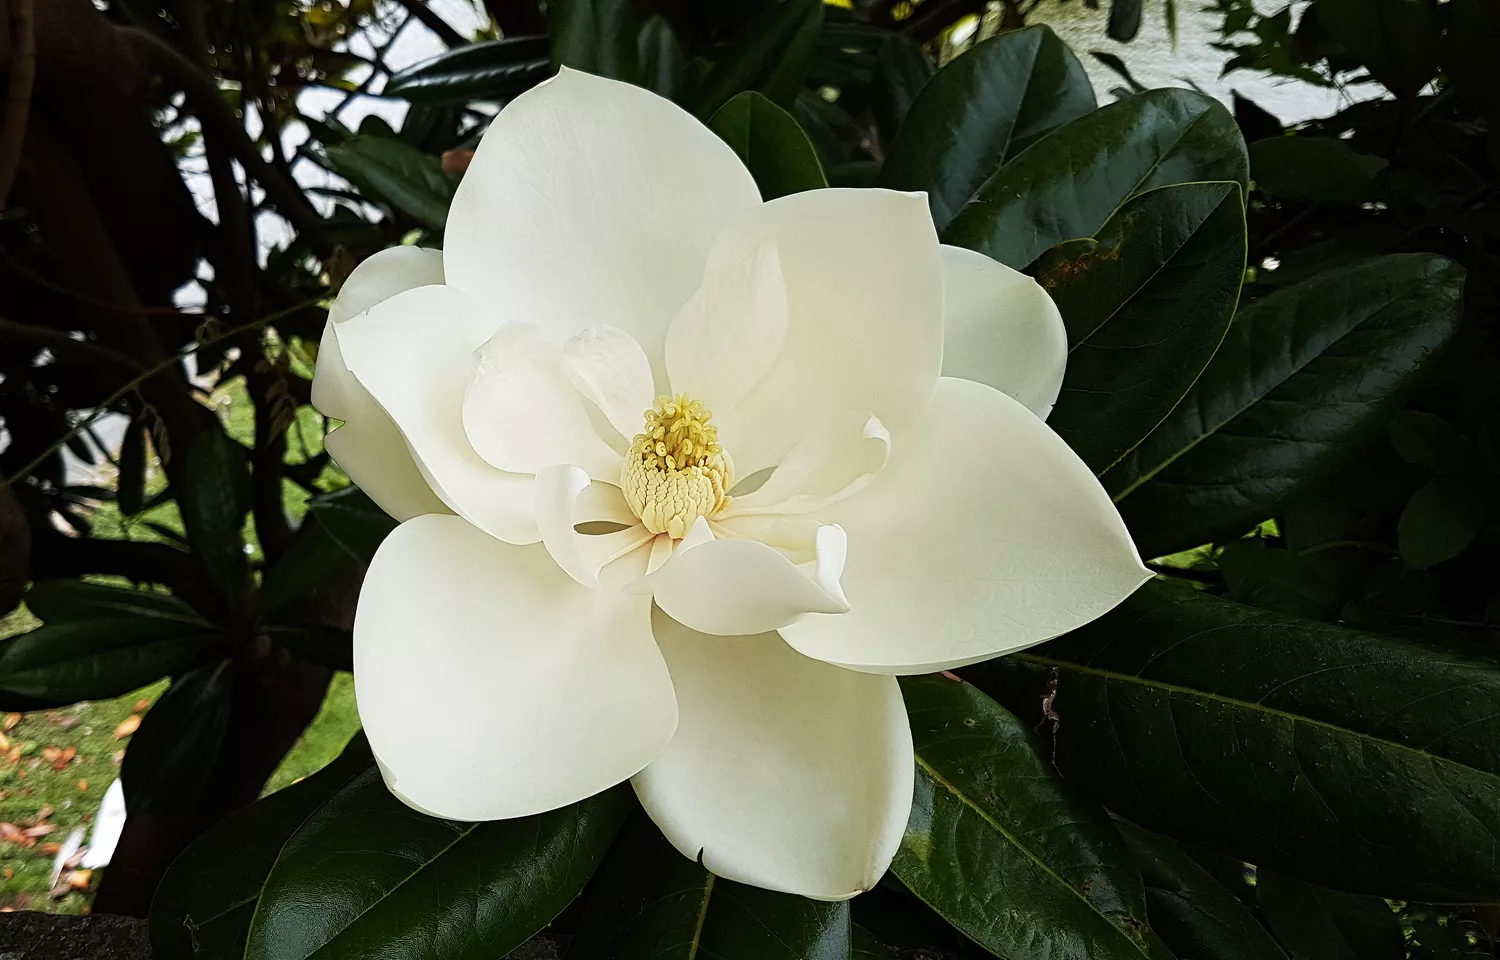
(621, 393, 734, 539)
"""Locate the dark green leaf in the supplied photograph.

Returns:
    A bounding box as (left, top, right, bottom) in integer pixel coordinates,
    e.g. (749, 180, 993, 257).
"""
(1318, 0, 1439, 96)
(570, 814, 850, 960)
(550, 0, 640, 82)
(0, 613, 208, 707)
(870, 34, 933, 149)
(1219, 538, 1342, 620)
(1109, 0, 1143, 42)
(1109, 255, 1465, 559)
(122, 660, 234, 816)
(383, 37, 551, 104)
(266, 626, 352, 672)
(1399, 478, 1485, 570)
(638, 16, 685, 99)
(305, 487, 399, 564)
(118, 418, 147, 516)
(1442, 0, 1500, 105)
(25, 580, 206, 627)
(326, 137, 457, 230)
(1090, 51, 1146, 93)
(1042, 181, 1245, 475)
(244, 774, 633, 960)
(852, 925, 898, 960)
(151, 736, 373, 960)
(1250, 136, 1387, 202)
(970, 580, 1500, 902)
(880, 25, 1096, 232)
(692, 0, 824, 118)
(709, 91, 826, 200)
(258, 520, 357, 617)
(1256, 869, 1403, 960)
(181, 430, 251, 609)
(1119, 823, 1288, 960)
(893, 674, 1171, 960)
(944, 88, 1248, 268)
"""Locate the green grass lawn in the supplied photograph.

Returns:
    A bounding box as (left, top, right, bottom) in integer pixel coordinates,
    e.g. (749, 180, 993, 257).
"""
(0, 605, 359, 913)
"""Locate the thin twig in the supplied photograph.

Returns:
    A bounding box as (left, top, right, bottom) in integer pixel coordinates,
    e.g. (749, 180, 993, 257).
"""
(0, 318, 148, 370)
(393, 0, 468, 47)
(1, 251, 195, 315)
(0, 0, 36, 205)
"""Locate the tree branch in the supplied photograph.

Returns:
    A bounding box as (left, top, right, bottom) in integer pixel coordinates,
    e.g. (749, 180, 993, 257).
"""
(0, 318, 149, 370)
(393, 0, 468, 47)
(0, 0, 35, 205)
(120, 26, 336, 260)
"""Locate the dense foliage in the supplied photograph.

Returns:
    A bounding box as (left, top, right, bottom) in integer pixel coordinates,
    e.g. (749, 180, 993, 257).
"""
(0, 0, 1494, 956)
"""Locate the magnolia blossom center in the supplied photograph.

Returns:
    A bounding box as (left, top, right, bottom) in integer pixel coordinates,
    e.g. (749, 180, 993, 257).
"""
(621, 393, 734, 539)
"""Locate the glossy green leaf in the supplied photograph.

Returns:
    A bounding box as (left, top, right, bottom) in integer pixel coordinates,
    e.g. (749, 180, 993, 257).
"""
(1399, 478, 1485, 570)
(880, 25, 1096, 232)
(383, 37, 551, 104)
(970, 580, 1500, 902)
(24, 579, 207, 627)
(305, 487, 399, 564)
(1318, 0, 1439, 97)
(1109, 255, 1465, 559)
(943, 88, 1248, 268)
(0, 609, 208, 708)
(118, 417, 146, 516)
(1119, 823, 1288, 960)
(692, 0, 824, 118)
(870, 33, 933, 148)
(265, 625, 352, 672)
(709, 91, 826, 200)
(1255, 869, 1403, 960)
(852, 925, 898, 960)
(122, 660, 234, 816)
(638, 15, 685, 99)
(570, 814, 850, 960)
(892, 674, 1171, 960)
(1250, 136, 1387, 202)
(245, 774, 633, 960)
(151, 736, 373, 960)
(258, 520, 358, 617)
(1042, 181, 1245, 475)
(180, 429, 251, 609)
(326, 136, 456, 230)
(1219, 538, 1342, 620)
(550, 0, 639, 82)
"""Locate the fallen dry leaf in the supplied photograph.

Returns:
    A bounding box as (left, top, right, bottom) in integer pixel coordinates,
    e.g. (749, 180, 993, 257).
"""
(3, 713, 19, 731)
(113, 715, 141, 740)
(110, 750, 124, 765)
(55, 715, 80, 730)
(0, 906, 11, 913)
(441, 149, 475, 176)
(0, 822, 34, 847)
(40, 746, 61, 763)
(0, 732, 10, 752)
(35, 804, 53, 821)
(2, 868, 11, 880)
(68, 869, 92, 890)
(24, 824, 58, 838)
(6, 745, 19, 763)
(133, 698, 152, 713)
(61, 746, 76, 763)
(77, 779, 88, 793)
(50, 759, 69, 772)
(39, 842, 60, 855)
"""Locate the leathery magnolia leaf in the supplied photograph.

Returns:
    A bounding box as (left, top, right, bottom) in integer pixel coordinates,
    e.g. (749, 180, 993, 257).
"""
(880, 25, 1096, 232)
(150, 736, 374, 960)
(549, 0, 640, 82)
(1398, 478, 1485, 570)
(383, 37, 551, 104)
(852, 925, 898, 960)
(1249, 136, 1387, 202)
(691, 0, 824, 117)
(1119, 823, 1288, 960)
(1041, 181, 1245, 475)
(969, 580, 1500, 902)
(570, 814, 851, 960)
(304, 486, 399, 564)
(244, 774, 633, 960)
(0, 615, 208, 708)
(180, 430, 251, 610)
(258, 519, 359, 617)
(1109, 255, 1465, 559)
(944, 88, 1248, 268)
(893, 675, 1172, 960)
(24, 580, 207, 627)
(122, 660, 234, 816)
(1255, 869, 1403, 960)
(326, 136, 457, 230)
(1317, 0, 1440, 97)
(709, 91, 826, 200)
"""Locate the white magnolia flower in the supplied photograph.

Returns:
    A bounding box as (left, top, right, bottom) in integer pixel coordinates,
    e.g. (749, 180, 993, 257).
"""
(312, 68, 1149, 901)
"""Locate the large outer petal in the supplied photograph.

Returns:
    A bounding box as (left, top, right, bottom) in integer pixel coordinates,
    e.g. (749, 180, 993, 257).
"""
(670, 189, 944, 475)
(356, 515, 678, 820)
(312, 246, 448, 520)
(781, 377, 1150, 674)
(633, 609, 913, 901)
(337, 285, 538, 544)
(940, 244, 1068, 420)
(443, 68, 760, 382)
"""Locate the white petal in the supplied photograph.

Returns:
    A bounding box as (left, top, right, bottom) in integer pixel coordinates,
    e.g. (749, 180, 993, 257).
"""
(312, 246, 445, 421)
(940, 244, 1067, 420)
(337, 285, 538, 544)
(444, 68, 760, 381)
(634, 609, 912, 901)
(463, 324, 622, 481)
(687, 189, 944, 475)
(562, 325, 656, 443)
(356, 515, 677, 820)
(781, 377, 1149, 674)
(721, 411, 890, 517)
(324, 414, 446, 522)
(629, 518, 849, 636)
(537, 464, 653, 591)
(664, 241, 788, 417)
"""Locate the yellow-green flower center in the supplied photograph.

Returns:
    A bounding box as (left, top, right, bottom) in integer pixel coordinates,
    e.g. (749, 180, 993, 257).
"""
(621, 393, 734, 539)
